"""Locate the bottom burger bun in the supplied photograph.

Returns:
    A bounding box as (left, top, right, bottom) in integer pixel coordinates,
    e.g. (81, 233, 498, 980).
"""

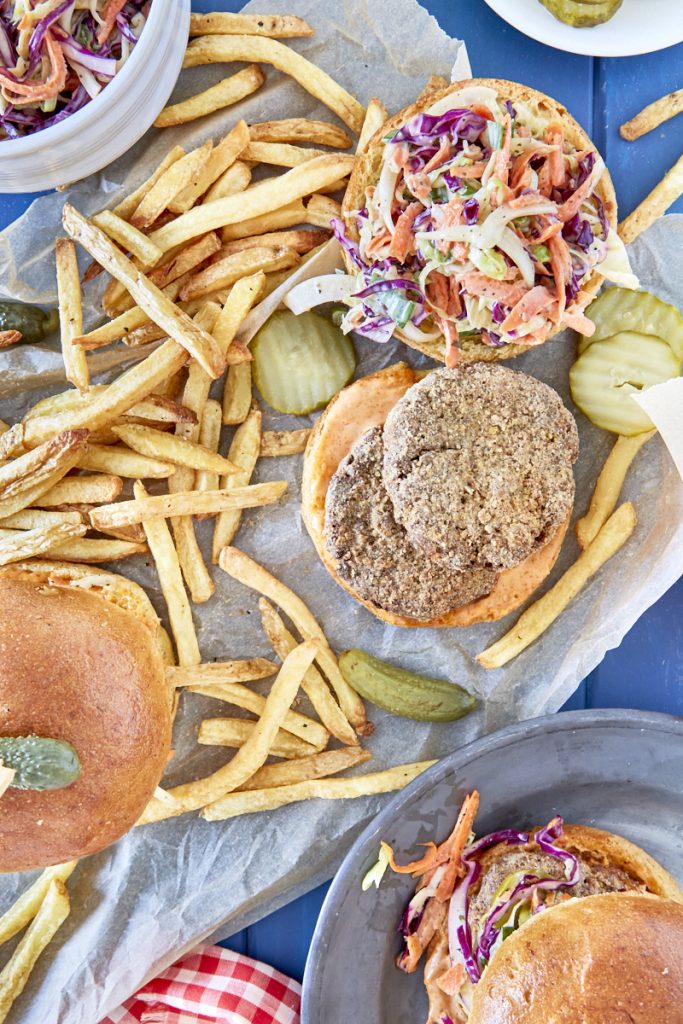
(301, 363, 569, 627)
(0, 561, 174, 873)
(468, 892, 683, 1024)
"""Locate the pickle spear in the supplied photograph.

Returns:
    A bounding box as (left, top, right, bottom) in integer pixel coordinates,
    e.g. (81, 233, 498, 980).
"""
(339, 649, 476, 722)
(539, 0, 623, 28)
(0, 301, 58, 345)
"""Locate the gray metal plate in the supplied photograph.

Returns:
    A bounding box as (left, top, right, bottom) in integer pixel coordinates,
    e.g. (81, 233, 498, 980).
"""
(302, 710, 683, 1024)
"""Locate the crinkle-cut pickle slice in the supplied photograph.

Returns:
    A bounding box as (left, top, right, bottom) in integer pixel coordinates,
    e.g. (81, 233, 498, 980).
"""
(570, 331, 681, 435)
(251, 309, 356, 415)
(539, 0, 622, 28)
(580, 287, 683, 361)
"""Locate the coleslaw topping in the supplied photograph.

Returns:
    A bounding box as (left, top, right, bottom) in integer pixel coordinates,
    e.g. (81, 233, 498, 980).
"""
(0, 0, 149, 139)
(329, 89, 637, 365)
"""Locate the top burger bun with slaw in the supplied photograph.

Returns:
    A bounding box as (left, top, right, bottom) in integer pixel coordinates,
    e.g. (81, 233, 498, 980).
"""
(336, 78, 636, 366)
(0, 561, 173, 873)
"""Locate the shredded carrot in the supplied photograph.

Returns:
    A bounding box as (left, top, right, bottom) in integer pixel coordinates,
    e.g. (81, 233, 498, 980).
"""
(557, 163, 599, 222)
(441, 318, 459, 369)
(548, 232, 572, 318)
(380, 840, 442, 878)
(388, 201, 424, 261)
(452, 161, 489, 179)
(533, 217, 564, 244)
(433, 791, 480, 901)
(562, 308, 596, 335)
(471, 104, 494, 121)
(423, 137, 455, 174)
(461, 271, 527, 306)
(501, 285, 556, 332)
(97, 0, 128, 45)
(365, 228, 392, 256)
(426, 271, 450, 315)
(507, 190, 548, 210)
(398, 899, 448, 974)
(1, 30, 66, 103)
(447, 277, 463, 318)
(436, 962, 467, 996)
(545, 124, 566, 188)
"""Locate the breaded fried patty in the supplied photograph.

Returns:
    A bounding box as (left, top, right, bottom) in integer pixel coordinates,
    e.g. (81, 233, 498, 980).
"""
(382, 365, 579, 572)
(325, 426, 497, 620)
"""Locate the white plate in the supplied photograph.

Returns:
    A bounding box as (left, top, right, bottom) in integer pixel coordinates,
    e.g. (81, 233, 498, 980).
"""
(482, 0, 683, 57)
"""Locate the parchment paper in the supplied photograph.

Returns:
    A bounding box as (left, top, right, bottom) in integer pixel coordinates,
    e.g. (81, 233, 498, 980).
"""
(1, 2, 682, 1021)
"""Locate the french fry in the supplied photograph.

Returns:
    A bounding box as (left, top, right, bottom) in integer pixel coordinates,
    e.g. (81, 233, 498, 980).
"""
(170, 120, 251, 214)
(164, 306, 221, 604)
(95, 522, 147, 544)
(219, 548, 369, 732)
(166, 659, 278, 687)
(304, 193, 342, 229)
(139, 639, 320, 823)
(618, 154, 683, 245)
(203, 160, 252, 203)
(0, 508, 84, 529)
(238, 746, 371, 792)
(315, 176, 349, 195)
(0, 429, 89, 518)
(63, 205, 227, 379)
(91, 210, 163, 265)
(195, 400, 223, 496)
(130, 140, 213, 229)
(184, 36, 364, 133)
(243, 141, 329, 167)
(222, 363, 252, 426)
(90, 480, 286, 530)
(0, 421, 9, 434)
(220, 198, 308, 242)
(156, 66, 264, 129)
(0, 424, 24, 459)
(477, 503, 638, 669)
(202, 760, 437, 821)
(148, 232, 222, 290)
(259, 598, 358, 746)
(0, 862, 76, 946)
(219, 228, 329, 258)
(250, 118, 352, 149)
(575, 431, 655, 548)
(260, 429, 310, 457)
(112, 145, 185, 220)
(187, 680, 328, 749)
(189, 12, 313, 37)
(0, 523, 87, 566)
(38, 474, 122, 508)
(356, 97, 388, 153)
(620, 89, 683, 141)
(150, 154, 355, 251)
(212, 408, 261, 560)
(37, 536, 145, 562)
(198, 717, 319, 760)
(0, 330, 22, 348)
(134, 480, 200, 666)
(125, 394, 198, 426)
(24, 387, 195, 431)
(55, 238, 89, 393)
(0, 765, 14, 797)
(0, 879, 70, 1024)
(112, 423, 237, 476)
(179, 245, 299, 302)
(79, 443, 175, 479)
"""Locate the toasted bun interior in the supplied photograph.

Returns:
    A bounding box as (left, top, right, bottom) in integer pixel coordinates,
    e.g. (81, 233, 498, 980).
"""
(301, 364, 567, 627)
(0, 567, 173, 872)
(342, 78, 618, 365)
(469, 892, 683, 1024)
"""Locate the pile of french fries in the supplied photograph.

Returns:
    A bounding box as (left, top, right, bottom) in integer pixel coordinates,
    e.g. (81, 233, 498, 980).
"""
(0, 16, 411, 1016)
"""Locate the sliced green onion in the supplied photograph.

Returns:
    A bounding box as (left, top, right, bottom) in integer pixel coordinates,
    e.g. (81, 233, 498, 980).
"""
(458, 181, 480, 197)
(470, 246, 507, 279)
(382, 291, 416, 328)
(532, 244, 550, 264)
(430, 185, 449, 204)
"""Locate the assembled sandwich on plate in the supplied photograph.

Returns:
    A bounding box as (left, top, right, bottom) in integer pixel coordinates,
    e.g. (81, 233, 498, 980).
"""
(373, 791, 683, 1024)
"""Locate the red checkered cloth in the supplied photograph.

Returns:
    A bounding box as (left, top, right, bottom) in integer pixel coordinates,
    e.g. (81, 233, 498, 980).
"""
(102, 945, 301, 1024)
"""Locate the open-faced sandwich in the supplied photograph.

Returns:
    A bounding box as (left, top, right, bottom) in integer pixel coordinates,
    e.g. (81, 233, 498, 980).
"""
(330, 78, 637, 365)
(302, 362, 578, 626)
(374, 792, 683, 1024)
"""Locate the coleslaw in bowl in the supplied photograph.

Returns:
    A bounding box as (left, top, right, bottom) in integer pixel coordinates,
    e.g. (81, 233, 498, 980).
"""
(0, 0, 189, 192)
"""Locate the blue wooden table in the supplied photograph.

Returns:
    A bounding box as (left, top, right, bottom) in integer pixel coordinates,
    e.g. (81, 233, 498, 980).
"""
(1, 0, 681, 990)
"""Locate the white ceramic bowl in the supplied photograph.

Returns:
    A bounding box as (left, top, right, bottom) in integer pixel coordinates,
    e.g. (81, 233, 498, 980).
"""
(0, 0, 191, 193)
